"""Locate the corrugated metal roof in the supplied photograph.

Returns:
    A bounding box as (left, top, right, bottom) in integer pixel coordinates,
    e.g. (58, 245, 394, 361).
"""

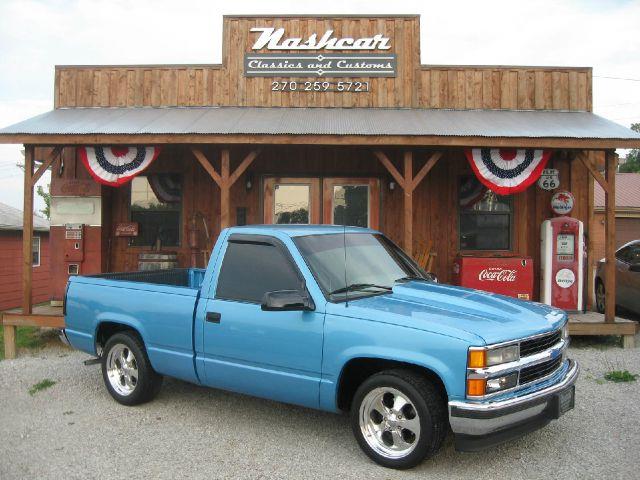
(594, 173, 640, 209)
(1, 107, 639, 140)
(0, 202, 49, 232)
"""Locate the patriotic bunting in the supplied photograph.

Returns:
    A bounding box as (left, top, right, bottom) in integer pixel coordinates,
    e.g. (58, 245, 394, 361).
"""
(464, 148, 552, 195)
(79, 146, 161, 186)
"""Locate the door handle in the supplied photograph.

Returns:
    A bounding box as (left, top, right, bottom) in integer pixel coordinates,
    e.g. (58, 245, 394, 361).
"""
(206, 312, 221, 324)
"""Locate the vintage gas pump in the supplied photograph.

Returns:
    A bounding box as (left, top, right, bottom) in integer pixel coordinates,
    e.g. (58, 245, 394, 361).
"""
(540, 191, 584, 311)
(64, 223, 85, 275)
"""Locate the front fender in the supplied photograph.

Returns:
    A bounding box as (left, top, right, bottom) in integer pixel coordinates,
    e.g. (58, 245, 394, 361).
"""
(320, 315, 471, 412)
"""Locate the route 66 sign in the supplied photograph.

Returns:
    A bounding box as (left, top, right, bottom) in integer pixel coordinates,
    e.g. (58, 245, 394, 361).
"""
(538, 168, 559, 190)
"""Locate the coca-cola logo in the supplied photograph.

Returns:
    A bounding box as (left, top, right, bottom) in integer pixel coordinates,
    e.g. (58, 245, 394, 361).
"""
(478, 268, 517, 282)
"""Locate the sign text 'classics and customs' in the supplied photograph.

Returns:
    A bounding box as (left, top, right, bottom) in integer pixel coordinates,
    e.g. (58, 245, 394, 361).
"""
(245, 27, 397, 78)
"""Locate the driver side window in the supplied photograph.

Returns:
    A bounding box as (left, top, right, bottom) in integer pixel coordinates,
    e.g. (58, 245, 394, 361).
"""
(215, 240, 302, 303)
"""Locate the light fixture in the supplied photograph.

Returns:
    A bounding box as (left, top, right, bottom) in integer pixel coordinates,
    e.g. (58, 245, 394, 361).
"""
(246, 174, 253, 191)
(389, 181, 396, 191)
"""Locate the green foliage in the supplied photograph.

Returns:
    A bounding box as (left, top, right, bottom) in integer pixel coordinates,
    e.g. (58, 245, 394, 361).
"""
(36, 184, 51, 219)
(619, 123, 640, 173)
(604, 370, 638, 383)
(28, 378, 56, 395)
(0, 326, 46, 360)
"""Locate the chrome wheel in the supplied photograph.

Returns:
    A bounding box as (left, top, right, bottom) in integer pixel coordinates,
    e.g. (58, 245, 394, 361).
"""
(106, 343, 138, 396)
(596, 283, 605, 313)
(359, 387, 421, 459)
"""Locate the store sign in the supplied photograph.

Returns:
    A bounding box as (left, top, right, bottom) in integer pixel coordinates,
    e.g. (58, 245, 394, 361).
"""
(550, 190, 574, 215)
(537, 168, 559, 191)
(245, 27, 397, 78)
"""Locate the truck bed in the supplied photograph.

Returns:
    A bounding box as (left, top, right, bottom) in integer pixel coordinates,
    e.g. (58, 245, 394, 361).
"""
(88, 268, 206, 289)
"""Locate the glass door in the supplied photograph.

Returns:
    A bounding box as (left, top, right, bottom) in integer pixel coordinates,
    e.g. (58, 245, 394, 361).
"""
(263, 177, 321, 224)
(322, 178, 379, 229)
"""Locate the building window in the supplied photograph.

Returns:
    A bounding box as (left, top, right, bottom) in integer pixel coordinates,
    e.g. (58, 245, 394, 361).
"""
(459, 176, 512, 251)
(32, 236, 41, 267)
(130, 174, 182, 247)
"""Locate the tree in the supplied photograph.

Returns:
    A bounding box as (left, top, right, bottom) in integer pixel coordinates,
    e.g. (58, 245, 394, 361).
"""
(37, 184, 51, 219)
(619, 123, 640, 173)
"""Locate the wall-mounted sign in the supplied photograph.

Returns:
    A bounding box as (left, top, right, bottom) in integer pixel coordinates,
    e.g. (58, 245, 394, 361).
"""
(115, 222, 139, 237)
(245, 27, 396, 78)
(537, 168, 560, 191)
(550, 190, 574, 215)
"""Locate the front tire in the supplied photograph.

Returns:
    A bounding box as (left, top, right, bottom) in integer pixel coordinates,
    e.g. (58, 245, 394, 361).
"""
(350, 369, 447, 469)
(101, 332, 163, 406)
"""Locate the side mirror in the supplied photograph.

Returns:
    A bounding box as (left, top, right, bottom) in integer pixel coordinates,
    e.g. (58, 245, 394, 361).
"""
(261, 290, 315, 311)
(629, 264, 640, 273)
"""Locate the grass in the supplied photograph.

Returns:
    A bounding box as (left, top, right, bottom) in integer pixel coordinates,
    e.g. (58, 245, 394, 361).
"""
(0, 326, 47, 360)
(604, 370, 638, 383)
(28, 378, 56, 396)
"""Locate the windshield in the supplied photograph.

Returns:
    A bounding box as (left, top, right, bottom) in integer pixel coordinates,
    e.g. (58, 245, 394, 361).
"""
(294, 233, 426, 302)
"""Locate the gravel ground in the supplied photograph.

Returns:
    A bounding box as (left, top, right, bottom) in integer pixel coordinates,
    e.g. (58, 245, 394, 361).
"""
(1, 335, 639, 480)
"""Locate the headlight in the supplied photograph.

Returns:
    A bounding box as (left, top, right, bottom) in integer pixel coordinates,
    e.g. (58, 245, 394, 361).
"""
(468, 344, 520, 368)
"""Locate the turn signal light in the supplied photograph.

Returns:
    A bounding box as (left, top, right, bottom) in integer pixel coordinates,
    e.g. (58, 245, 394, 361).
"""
(468, 350, 486, 368)
(467, 378, 486, 397)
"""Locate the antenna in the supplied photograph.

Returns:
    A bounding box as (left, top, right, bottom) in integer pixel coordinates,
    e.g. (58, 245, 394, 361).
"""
(342, 220, 349, 307)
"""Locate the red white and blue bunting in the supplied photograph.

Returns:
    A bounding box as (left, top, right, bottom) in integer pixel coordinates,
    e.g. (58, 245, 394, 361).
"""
(79, 146, 161, 186)
(464, 148, 552, 195)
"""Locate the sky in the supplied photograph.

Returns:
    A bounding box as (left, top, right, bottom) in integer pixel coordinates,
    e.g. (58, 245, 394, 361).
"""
(0, 0, 639, 212)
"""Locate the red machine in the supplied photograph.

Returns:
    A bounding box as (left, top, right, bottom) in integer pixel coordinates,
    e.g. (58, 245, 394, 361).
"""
(453, 255, 534, 300)
(540, 216, 584, 311)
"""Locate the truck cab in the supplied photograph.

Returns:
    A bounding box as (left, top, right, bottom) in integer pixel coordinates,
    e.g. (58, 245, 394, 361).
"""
(63, 225, 578, 469)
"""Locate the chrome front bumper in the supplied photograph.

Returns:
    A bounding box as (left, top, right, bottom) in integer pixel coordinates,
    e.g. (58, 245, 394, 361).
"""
(449, 359, 579, 451)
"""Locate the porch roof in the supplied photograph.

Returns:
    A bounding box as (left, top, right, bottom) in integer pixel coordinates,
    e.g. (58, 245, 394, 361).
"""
(1, 106, 639, 149)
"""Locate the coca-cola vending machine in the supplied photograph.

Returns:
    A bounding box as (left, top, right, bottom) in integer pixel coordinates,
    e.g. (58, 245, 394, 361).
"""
(453, 255, 534, 300)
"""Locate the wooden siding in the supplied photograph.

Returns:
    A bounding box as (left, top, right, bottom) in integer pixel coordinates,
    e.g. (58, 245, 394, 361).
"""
(0, 231, 50, 310)
(54, 16, 591, 111)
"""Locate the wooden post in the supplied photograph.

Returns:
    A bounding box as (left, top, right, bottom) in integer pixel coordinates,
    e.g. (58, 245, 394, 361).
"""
(191, 147, 259, 233)
(374, 150, 442, 257)
(220, 149, 230, 229)
(403, 151, 414, 256)
(604, 151, 617, 323)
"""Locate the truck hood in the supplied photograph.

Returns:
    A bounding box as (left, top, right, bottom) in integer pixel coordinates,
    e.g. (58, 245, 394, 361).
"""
(330, 280, 566, 345)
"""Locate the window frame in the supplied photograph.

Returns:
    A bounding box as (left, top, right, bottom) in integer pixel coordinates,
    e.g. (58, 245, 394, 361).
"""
(32, 236, 41, 268)
(457, 176, 514, 252)
(127, 174, 184, 248)
(214, 234, 308, 305)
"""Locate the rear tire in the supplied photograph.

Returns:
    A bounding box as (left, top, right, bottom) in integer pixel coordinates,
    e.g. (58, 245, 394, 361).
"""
(350, 369, 447, 469)
(595, 280, 605, 314)
(101, 332, 163, 406)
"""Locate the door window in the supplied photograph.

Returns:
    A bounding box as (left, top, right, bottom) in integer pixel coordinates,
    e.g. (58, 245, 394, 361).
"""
(332, 185, 369, 227)
(215, 240, 302, 303)
(274, 185, 310, 224)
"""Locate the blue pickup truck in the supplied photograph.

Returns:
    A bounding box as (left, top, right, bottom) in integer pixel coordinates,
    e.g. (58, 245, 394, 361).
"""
(63, 225, 578, 469)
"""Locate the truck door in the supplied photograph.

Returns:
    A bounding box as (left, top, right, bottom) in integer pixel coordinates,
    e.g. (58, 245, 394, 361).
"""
(200, 234, 324, 409)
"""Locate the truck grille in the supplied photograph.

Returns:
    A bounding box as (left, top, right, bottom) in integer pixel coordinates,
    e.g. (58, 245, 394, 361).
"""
(519, 356, 562, 385)
(520, 329, 562, 357)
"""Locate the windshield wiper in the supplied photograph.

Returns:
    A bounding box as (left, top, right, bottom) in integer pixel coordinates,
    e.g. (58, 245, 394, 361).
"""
(329, 283, 392, 295)
(395, 275, 426, 282)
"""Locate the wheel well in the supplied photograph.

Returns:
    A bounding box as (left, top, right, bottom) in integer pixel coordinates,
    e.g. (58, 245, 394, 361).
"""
(336, 358, 448, 411)
(95, 322, 141, 354)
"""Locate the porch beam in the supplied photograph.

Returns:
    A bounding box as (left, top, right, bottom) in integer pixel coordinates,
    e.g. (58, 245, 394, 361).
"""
(228, 149, 260, 187)
(191, 147, 222, 187)
(604, 151, 617, 323)
(403, 151, 414, 256)
(31, 146, 62, 187)
(577, 151, 609, 194)
(411, 151, 442, 190)
(220, 150, 230, 230)
(373, 150, 406, 189)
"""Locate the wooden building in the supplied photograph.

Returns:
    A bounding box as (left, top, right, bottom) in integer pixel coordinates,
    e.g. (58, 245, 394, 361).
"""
(0, 203, 50, 311)
(1, 14, 640, 358)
